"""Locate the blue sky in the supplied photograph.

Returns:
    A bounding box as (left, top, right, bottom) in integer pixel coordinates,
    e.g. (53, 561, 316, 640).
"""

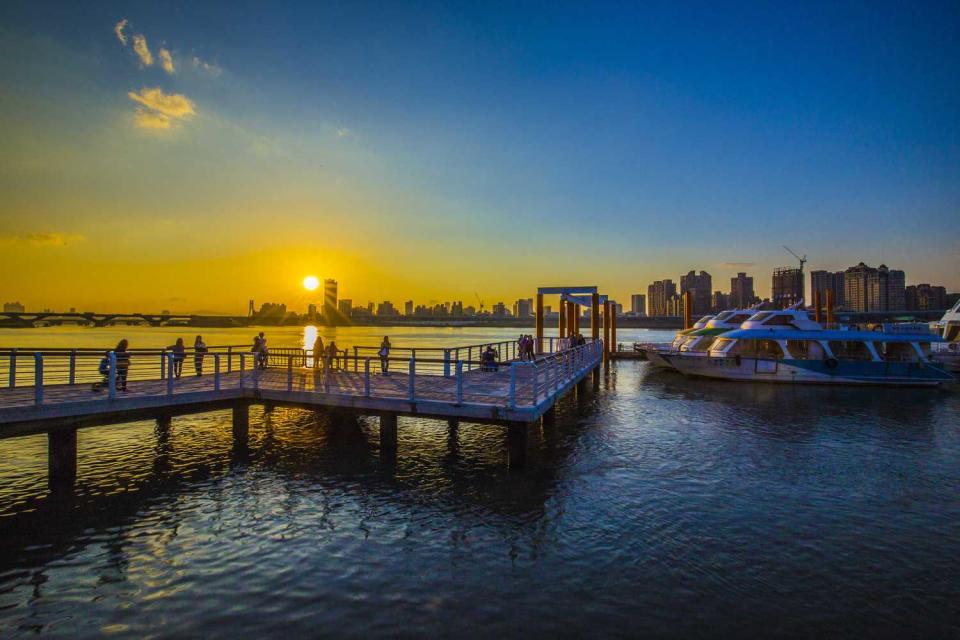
(0, 1, 957, 310)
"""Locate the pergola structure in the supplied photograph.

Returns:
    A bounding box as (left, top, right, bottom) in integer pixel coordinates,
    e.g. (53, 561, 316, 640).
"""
(535, 286, 616, 363)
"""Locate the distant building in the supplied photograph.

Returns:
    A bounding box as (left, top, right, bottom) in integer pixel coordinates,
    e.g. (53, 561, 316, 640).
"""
(666, 294, 683, 317)
(3, 301, 25, 313)
(492, 302, 509, 317)
(680, 270, 712, 315)
(772, 267, 804, 308)
(843, 262, 906, 311)
(647, 279, 677, 316)
(711, 291, 730, 312)
(338, 299, 352, 318)
(906, 284, 948, 311)
(323, 279, 338, 321)
(810, 270, 845, 308)
(464, 305, 477, 316)
(513, 298, 533, 319)
(367, 302, 375, 315)
(307, 303, 318, 320)
(248, 299, 255, 317)
(729, 272, 755, 308)
(614, 302, 623, 316)
(630, 294, 646, 316)
(451, 301, 464, 316)
(404, 300, 414, 316)
(376, 301, 398, 316)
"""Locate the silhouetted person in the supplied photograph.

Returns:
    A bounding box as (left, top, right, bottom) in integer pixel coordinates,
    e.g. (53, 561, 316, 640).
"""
(481, 345, 498, 372)
(255, 331, 268, 369)
(194, 335, 207, 376)
(327, 340, 339, 371)
(379, 336, 391, 375)
(92, 350, 110, 392)
(169, 338, 185, 378)
(115, 339, 130, 391)
(312, 336, 325, 369)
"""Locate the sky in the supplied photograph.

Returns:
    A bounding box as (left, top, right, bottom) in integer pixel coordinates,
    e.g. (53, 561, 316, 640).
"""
(1, 0, 958, 313)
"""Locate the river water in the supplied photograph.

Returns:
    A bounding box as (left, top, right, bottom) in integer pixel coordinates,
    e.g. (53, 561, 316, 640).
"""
(1, 326, 958, 638)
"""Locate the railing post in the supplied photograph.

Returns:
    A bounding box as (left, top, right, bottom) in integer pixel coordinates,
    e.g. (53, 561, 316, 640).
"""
(364, 358, 371, 397)
(468, 347, 473, 372)
(408, 357, 415, 402)
(227, 347, 233, 373)
(9, 349, 16, 388)
(287, 355, 293, 391)
(160, 350, 166, 380)
(509, 363, 517, 409)
(69, 350, 76, 385)
(324, 356, 331, 394)
(108, 351, 117, 400)
(34, 353, 43, 405)
(214, 353, 221, 391)
(444, 349, 451, 378)
(354, 347, 359, 373)
(239, 354, 245, 389)
(167, 353, 174, 396)
(456, 360, 463, 404)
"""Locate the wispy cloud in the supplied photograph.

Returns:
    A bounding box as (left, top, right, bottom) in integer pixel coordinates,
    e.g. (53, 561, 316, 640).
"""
(114, 18, 128, 45)
(132, 34, 153, 66)
(128, 87, 196, 130)
(191, 56, 222, 77)
(159, 48, 175, 74)
(722, 262, 756, 269)
(336, 127, 351, 138)
(0, 232, 85, 247)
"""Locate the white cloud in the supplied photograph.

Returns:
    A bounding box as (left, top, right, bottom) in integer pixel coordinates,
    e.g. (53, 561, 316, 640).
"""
(159, 48, 175, 74)
(114, 18, 128, 45)
(191, 55, 222, 77)
(336, 127, 351, 138)
(128, 87, 196, 131)
(132, 34, 153, 66)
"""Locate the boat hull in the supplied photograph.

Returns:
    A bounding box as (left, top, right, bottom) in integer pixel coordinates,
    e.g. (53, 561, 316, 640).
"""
(662, 354, 954, 387)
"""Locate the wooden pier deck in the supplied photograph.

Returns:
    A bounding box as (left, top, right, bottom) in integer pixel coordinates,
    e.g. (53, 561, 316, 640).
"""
(0, 340, 603, 485)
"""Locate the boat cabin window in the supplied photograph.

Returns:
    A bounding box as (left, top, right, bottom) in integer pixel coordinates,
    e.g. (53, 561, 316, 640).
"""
(711, 338, 736, 353)
(713, 312, 733, 323)
(761, 314, 795, 326)
(785, 340, 825, 360)
(689, 336, 717, 353)
(728, 314, 751, 325)
(828, 340, 874, 361)
(872, 341, 919, 362)
(731, 339, 784, 359)
(748, 312, 773, 322)
(679, 336, 699, 350)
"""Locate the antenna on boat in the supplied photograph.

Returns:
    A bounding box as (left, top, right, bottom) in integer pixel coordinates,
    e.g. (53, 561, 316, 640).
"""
(782, 245, 807, 272)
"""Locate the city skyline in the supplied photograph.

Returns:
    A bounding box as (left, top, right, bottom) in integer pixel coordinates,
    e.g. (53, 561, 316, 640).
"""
(1, 2, 958, 312)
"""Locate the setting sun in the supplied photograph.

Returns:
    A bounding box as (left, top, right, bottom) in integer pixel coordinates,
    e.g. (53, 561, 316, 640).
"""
(303, 275, 320, 291)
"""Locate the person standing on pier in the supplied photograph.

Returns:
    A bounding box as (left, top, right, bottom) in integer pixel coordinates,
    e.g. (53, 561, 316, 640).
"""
(115, 339, 130, 391)
(193, 335, 207, 376)
(312, 336, 325, 369)
(327, 340, 339, 371)
(253, 332, 268, 369)
(170, 338, 186, 378)
(379, 336, 391, 375)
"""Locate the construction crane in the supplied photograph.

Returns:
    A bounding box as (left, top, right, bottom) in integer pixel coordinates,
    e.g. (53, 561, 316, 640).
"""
(782, 245, 807, 272)
(474, 292, 485, 313)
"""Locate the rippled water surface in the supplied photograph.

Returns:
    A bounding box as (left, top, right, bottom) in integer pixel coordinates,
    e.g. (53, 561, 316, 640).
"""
(1, 327, 959, 638)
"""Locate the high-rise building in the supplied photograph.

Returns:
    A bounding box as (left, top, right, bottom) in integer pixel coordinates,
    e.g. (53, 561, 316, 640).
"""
(772, 267, 804, 308)
(729, 272, 755, 308)
(404, 300, 414, 316)
(513, 298, 533, 319)
(712, 291, 730, 312)
(307, 303, 318, 320)
(843, 262, 906, 312)
(630, 294, 646, 316)
(492, 302, 508, 317)
(810, 270, 845, 308)
(323, 279, 338, 320)
(906, 284, 948, 311)
(376, 301, 397, 316)
(680, 270, 712, 315)
(3, 301, 25, 313)
(451, 301, 464, 316)
(647, 279, 677, 316)
(338, 299, 352, 317)
(248, 299, 255, 317)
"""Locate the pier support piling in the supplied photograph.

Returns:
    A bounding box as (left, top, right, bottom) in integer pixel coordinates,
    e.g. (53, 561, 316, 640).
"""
(380, 413, 398, 451)
(232, 403, 249, 447)
(542, 406, 556, 426)
(507, 422, 528, 468)
(48, 427, 77, 492)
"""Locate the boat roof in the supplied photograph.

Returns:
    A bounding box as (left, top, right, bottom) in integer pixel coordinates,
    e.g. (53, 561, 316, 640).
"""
(718, 328, 943, 343)
(687, 327, 732, 337)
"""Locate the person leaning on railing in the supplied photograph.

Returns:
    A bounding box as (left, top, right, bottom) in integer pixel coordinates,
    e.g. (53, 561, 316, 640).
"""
(194, 335, 207, 376)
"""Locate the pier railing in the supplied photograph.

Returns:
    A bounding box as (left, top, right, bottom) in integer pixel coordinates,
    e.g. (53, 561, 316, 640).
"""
(0, 338, 603, 412)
